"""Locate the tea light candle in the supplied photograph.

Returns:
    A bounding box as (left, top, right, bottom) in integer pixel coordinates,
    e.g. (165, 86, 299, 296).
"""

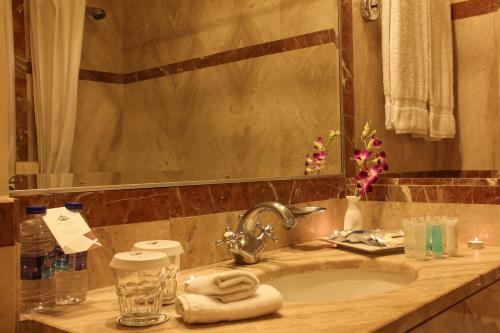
(468, 237, 483, 249)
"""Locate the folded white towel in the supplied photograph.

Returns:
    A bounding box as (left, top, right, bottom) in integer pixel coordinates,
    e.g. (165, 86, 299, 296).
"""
(382, 0, 456, 139)
(428, 0, 455, 139)
(185, 270, 259, 303)
(382, 0, 430, 136)
(175, 284, 283, 324)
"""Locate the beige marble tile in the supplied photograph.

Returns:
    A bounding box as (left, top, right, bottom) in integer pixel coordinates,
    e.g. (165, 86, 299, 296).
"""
(88, 220, 173, 289)
(81, 0, 124, 73)
(280, 0, 338, 39)
(178, 54, 282, 180)
(121, 0, 338, 72)
(71, 81, 124, 179)
(361, 201, 500, 246)
(0, 245, 18, 333)
(122, 0, 282, 72)
(120, 77, 184, 176)
(278, 44, 341, 177)
(120, 44, 341, 182)
(450, 13, 498, 172)
(87, 199, 345, 289)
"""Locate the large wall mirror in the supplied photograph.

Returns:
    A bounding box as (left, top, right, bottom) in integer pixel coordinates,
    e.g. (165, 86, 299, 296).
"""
(13, 0, 495, 193)
(11, 0, 342, 191)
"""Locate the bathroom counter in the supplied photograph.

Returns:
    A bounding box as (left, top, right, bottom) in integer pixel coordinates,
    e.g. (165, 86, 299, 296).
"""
(21, 242, 500, 333)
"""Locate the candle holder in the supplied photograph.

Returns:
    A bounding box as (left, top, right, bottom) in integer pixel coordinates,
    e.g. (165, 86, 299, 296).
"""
(468, 237, 483, 249)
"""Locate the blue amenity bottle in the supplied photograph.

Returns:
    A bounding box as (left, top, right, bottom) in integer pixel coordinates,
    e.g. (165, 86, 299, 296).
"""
(431, 223, 444, 259)
(54, 202, 88, 304)
(20, 206, 56, 313)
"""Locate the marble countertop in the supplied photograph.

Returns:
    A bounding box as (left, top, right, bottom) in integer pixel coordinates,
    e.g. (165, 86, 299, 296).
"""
(23, 242, 500, 333)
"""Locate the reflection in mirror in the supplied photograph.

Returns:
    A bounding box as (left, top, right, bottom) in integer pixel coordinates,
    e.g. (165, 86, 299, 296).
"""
(12, 0, 342, 191)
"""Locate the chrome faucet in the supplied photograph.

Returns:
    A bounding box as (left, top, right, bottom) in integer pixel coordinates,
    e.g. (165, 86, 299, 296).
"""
(216, 202, 326, 264)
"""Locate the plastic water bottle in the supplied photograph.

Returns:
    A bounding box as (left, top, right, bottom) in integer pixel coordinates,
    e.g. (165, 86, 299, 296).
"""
(55, 202, 88, 304)
(20, 205, 56, 313)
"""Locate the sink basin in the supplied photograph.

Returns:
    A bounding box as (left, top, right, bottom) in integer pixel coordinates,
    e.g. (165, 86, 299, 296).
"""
(267, 269, 415, 302)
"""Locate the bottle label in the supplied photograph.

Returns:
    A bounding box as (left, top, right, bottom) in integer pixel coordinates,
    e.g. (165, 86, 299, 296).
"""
(20, 251, 55, 280)
(55, 246, 87, 272)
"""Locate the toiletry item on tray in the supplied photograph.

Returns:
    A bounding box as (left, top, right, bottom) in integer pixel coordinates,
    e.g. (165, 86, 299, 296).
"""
(320, 229, 404, 253)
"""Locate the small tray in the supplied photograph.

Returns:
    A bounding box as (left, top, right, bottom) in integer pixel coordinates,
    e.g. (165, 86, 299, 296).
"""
(320, 237, 404, 254)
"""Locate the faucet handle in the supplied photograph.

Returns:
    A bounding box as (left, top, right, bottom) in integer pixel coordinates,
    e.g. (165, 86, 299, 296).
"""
(216, 226, 241, 246)
(257, 224, 279, 242)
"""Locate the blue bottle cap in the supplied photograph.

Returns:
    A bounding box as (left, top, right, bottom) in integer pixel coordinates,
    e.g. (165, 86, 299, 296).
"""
(26, 205, 47, 215)
(64, 202, 83, 211)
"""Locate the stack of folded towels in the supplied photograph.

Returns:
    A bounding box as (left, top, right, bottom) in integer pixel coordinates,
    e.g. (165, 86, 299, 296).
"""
(175, 270, 283, 324)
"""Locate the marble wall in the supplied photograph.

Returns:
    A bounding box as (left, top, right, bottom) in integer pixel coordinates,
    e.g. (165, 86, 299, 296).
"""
(71, 0, 125, 181)
(80, 0, 124, 73)
(122, 0, 338, 72)
(359, 200, 500, 246)
(121, 43, 340, 181)
(352, 0, 500, 175)
(71, 81, 124, 175)
(86, 198, 350, 289)
(70, 0, 342, 185)
(75, 196, 500, 291)
(451, 6, 500, 173)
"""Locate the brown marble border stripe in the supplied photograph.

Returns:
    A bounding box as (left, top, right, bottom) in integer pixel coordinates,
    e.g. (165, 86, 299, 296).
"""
(0, 201, 16, 247)
(123, 29, 336, 83)
(71, 28, 336, 84)
(368, 184, 500, 205)
(451, 0, 500, 20)
(79, 69, 124, 84)
(374, 178, 499, 186)
(341, 0, 356, 178)
(13, 0, 29, 164)
(347, 178, 500, 204)
(12, 176, 345, 231)
(382, 170, 498, 179)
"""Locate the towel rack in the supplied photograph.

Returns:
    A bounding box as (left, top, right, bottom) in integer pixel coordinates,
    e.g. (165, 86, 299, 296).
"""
(361, 0, 379, 21)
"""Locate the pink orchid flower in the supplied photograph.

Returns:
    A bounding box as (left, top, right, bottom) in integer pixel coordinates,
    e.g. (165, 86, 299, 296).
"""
(374, 151, 389, 171)
(351, 149, 372, 165)
(369, 135, 383, 149)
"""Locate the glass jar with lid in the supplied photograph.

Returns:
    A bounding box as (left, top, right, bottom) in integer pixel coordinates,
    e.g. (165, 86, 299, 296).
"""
(132, 240, 184, 305)
(110, 251, 169, 326)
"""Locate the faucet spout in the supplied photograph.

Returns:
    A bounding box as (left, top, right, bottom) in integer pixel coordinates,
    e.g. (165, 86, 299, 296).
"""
(239, 201, 296, 234)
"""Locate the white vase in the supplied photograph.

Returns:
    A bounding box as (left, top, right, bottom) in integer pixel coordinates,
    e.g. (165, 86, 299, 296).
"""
(343, 195, 363, 230)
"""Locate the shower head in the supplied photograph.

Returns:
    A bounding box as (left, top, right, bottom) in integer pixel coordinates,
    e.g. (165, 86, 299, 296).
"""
(86, 7, 106, 20)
